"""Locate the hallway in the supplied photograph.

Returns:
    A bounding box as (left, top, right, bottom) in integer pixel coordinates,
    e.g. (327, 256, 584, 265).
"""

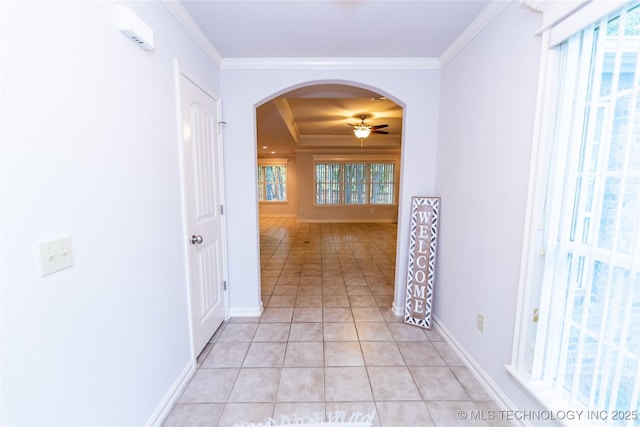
(163, 218, 510, 427)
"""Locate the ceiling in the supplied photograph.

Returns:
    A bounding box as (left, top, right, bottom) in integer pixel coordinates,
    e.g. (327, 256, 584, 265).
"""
(178, 0, 491, 156)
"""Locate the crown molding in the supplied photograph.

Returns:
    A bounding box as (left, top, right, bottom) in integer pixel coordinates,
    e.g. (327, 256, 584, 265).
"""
(161, 0, 223, 67)
(439, 0, 512, 68)
(220, 57, 441, 70)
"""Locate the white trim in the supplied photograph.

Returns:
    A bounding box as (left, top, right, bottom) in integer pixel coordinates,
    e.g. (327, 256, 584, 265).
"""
(392, 301, 404, 317)
(510, 29, 556, 372)
(229, 306, 264, 318)
(145, 361, 196, 427)
(161, 1, 223, 67)
(433, 315, 531, 427)
(439, 0, 512, 67)
(220, 57, 440, 70)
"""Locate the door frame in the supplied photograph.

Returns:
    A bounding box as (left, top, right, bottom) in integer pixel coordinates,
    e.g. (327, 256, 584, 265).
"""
(174, 59, 229, 362)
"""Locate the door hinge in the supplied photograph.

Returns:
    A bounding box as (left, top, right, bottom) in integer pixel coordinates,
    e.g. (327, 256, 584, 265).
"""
(220, 204, 224, 215)
(223, 280, 227, 291)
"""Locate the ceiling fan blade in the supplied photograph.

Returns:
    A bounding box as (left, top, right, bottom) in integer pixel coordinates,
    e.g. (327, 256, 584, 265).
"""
(372, 130, 389, 134)
(371, 124, 389, 129)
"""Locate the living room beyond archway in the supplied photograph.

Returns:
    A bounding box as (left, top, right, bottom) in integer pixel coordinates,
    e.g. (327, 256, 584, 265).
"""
(254, 83, 404, 313)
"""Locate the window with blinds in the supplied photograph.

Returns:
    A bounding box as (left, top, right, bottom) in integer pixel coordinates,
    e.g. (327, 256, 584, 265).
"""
(257, 163, 287, 202)
(315, 161, 396, 206)
(528, 2, 640, 418)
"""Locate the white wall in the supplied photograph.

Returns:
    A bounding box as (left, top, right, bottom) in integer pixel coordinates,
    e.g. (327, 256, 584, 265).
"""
(219, 71, 440, 314)
(0, 1, 219, 425)
(435, 1, 546, 416)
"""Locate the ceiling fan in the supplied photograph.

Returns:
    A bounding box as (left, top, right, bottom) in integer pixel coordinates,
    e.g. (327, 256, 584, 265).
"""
(348, 114, 389, 139)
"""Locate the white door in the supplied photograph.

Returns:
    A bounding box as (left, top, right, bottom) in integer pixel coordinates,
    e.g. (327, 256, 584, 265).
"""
(180, 74, 226, 357)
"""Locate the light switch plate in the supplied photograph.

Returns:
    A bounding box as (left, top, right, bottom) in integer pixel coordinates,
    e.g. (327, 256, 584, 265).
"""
(39, 237, 73, 276)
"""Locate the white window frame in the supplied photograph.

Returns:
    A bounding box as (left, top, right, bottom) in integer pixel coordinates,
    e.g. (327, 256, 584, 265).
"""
(313, 155, 398, 207)
(509, 0, 640, 422)
(257, 159, 288, 203)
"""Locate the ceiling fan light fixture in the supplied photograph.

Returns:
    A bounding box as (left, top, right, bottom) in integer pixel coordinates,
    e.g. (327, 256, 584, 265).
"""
(353, 124, 371, 139)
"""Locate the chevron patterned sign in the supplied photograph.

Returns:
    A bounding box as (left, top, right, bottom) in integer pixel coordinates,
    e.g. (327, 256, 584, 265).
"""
(404, 196, 440, 329)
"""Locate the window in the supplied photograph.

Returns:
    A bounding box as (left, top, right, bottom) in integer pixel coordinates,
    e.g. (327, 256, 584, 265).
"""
(314, 159, 396, 206)
(257, 162, 287, 202)
(514, 2, 640, 418)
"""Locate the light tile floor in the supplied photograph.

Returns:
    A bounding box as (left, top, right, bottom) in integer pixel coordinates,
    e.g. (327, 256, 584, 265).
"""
(163, 218, 511, 427)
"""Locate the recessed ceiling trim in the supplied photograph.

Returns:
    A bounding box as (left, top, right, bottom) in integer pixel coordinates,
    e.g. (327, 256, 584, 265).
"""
(220, 57, 441, 70)
(272, 98, 301, 143)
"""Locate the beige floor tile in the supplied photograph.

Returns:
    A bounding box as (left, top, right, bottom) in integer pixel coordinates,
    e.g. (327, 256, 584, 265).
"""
(376, 401, 435, 427)
(324, 341, 364, 367)
(162, 403, 224, 427)
(325, 367, 373, 401)
(396, 341, 447, 367)
(356, 322, 394, 341)
(243, 342, 286, 367)
(273, 402, 326, 422)
(352, 307, 385, 322)
(323, 295, 350, 307)
(367, 366, 422, 400)
(272, 285, 299, 296)
(283, 341, 324, 367)
(451, 366, 493, 400)
(216, 323, 258, 342)
(409, 366, 471, 400)
(292, 307, 323, 323)
(277, 367, 324, 401)
(261, 308, 294, 323)
(432, 341, 465, 366)
(349, 295, 378, 307)
(228, 368, 281, 402)
(253, 323, 290, 342)
(163, 220, 503, 427)
(323, 322, 358, 341)
(216, 402, 274, 427)
(298, 286, 322, 296)
(361, 342, 405, 366)
(267, 295, 297, 308)
(295, 295, 323, 308)
(202, 342, 250, 368)
(322, 307, 353, 322)
(179, 368, 239, 403)
(288, 322, 323, 341)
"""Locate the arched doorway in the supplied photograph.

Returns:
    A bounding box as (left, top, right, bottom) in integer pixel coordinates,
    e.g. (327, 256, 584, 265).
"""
(254, 82, 404, 313)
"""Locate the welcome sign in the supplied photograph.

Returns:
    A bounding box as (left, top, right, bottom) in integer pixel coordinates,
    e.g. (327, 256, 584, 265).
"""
(404, 196, 440, 329)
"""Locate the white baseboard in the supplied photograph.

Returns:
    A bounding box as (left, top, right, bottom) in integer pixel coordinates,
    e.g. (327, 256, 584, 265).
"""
(229, 305, 263, 317)
(432, 315, 530, 427)
(392, 301, 404, 316)
(145, 360, 196, 427)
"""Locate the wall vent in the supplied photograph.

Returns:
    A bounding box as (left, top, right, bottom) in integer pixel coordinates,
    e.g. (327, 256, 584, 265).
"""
(117, 5, 154, 52)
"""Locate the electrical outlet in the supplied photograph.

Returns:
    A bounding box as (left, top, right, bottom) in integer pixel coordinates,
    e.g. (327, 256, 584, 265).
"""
(477, 313, 485, 333)
(39, 237, 73, 276)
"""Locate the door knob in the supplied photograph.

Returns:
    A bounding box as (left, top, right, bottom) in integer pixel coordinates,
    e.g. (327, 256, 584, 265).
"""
(191, 235, 203, 245)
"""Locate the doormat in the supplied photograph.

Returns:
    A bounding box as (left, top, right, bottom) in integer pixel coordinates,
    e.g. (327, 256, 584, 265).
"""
(232, 411, 376, 427)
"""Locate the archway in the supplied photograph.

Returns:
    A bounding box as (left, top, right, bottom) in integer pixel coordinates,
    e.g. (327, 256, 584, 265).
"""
(254, 82, 405, 313)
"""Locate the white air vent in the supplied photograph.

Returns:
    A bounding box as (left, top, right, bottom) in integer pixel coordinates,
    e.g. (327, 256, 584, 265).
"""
(117, 5, 154, 51)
